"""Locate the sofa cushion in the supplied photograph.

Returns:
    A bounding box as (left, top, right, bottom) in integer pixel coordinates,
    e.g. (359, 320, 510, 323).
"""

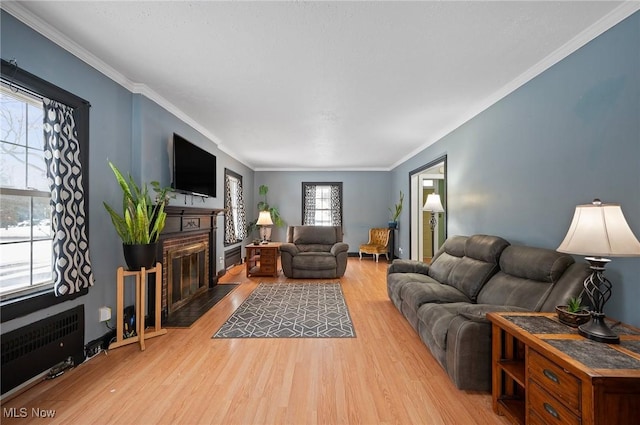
(417, 303, 468, 351)
(400, 281, 471, 313)
(476, 272, 554, 311)
(291, 252, 336, 270)
(447, 257, 500, 301)
(457, 303, 530, 323)
(292, 226, 337, 245)
(499, 245, 574, 283)
(476, 245, 577, 310)
(431, 235, 509, 301)
(297, 244, 334, 253)
(465, 234, 510, 264)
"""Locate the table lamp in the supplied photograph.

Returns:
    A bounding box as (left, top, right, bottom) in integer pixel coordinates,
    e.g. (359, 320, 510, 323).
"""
(256, 210, 273, 243)
(557, 199, 640, 343)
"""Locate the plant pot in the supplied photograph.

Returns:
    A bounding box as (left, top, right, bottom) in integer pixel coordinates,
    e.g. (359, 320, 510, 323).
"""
(388, 221, 398, 229)
(123, 243, 157, 270)
(556, 305, 591, 328)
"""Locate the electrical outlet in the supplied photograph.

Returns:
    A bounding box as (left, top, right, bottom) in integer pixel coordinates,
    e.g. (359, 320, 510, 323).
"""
(398, 247, 404, 255)
(99, 306, 111, 322)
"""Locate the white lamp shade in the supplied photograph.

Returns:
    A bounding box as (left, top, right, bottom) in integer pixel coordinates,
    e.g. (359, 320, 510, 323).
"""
(256, 210, 274, 226)
(557, 201, 640, 257)
(423, 193, 444, 213)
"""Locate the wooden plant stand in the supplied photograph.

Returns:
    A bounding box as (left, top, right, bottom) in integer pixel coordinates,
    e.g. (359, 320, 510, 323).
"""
(108, 263, 167, 351)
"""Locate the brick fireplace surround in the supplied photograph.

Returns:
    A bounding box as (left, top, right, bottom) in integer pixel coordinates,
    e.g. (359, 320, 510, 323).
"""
(150, 206, 224, 322)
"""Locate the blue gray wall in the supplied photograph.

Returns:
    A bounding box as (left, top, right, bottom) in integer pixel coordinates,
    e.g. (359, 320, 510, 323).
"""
(254, 171, 391, 250)
(0, 11, 253, 342)
(391, 12, 640, 326)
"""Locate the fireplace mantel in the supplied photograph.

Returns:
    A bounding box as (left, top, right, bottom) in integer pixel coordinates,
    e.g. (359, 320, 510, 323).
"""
(162, 206, 225, 236)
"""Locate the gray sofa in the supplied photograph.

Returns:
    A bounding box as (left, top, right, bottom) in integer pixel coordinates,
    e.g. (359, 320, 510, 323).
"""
(387, 234, 589, 391)
(280, 226, 349, 278)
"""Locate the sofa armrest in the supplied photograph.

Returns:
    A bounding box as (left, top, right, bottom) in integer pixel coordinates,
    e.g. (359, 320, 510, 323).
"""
(331, 242, 349, 256)
(457, 304, 530, 323)
(279, 243, 299, 256)
(387, 259, 430, 275)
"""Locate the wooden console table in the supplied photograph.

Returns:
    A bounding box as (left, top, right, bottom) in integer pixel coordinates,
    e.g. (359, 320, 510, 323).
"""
(109, 263, 167, 351)
(246, 242, 280, 277)
(488, 312, 640, 425)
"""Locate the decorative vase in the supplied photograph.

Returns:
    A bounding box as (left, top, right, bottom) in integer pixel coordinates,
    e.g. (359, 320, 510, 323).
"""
(123, 243, 157, 270)
(388, 221, 398, 229)
(555, 305, 591, 328)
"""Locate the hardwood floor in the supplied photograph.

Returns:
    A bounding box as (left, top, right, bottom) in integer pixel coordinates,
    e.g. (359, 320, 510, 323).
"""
(1, 258, 510, 425)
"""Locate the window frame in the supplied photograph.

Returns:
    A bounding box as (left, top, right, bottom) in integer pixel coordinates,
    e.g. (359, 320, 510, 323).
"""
(301, 182, 343, 227)
(1, 59, 90, 323)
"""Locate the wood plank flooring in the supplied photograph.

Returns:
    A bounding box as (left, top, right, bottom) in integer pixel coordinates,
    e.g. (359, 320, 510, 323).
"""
(1, 258, 510, 425)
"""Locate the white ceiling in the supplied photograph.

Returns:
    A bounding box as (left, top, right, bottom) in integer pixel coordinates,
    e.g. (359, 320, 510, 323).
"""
(4, 1, 638, 171)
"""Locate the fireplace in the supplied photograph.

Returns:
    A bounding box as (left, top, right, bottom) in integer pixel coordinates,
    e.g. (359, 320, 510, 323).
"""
(153, 206, 224, 321)
(165, 239, 208, 314)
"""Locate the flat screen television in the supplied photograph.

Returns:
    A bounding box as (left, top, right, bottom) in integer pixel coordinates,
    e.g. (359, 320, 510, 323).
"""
(172, 133, 216, 198)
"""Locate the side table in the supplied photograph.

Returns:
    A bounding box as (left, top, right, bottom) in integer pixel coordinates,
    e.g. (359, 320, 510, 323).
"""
(246, 242, 281, 277)
(488, 312, 640, 425)
(108, 263, 167, 351)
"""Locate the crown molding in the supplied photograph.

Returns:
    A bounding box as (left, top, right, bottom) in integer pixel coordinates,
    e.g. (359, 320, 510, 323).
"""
(390, 1, 640, 170)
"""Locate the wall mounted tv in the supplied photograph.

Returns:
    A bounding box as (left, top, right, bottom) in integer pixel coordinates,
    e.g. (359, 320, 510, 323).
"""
(172, 133, 217, 198)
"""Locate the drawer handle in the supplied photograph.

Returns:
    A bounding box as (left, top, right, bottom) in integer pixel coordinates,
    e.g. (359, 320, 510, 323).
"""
(543, 402, 560, 420)
(543, 368, 559, 384)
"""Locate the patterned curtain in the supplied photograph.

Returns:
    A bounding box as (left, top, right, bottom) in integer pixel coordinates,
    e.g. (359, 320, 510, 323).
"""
(235, 178, 247, 240)
(330, 184, 341, 226)
(42, 98, 94, 296)
(224, 173, 247, 244)
(224, 175, 236, 243)
(303, 184, 317, 225)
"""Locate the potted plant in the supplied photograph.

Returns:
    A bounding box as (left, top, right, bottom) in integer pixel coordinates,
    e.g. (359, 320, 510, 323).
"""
(556, 296, 591, 327)
(103, 161, 173, 270)
(388, 191, 404, 228)
(248, 185, 284, 240)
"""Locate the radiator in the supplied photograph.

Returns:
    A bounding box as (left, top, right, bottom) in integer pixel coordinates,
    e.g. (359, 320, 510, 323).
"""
(1, 305, 85, 395)
(224, 246, 242, 269)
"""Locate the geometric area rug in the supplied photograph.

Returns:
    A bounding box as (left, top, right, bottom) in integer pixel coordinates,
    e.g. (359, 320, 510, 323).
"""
(212, 283, 356, 338)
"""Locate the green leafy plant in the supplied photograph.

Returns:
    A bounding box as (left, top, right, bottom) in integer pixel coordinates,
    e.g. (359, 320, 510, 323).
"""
(566, 296, 586, 313)
(247, 184, 284, 236)
(103, 161, 173, 245)
(389, 191, 404, 222)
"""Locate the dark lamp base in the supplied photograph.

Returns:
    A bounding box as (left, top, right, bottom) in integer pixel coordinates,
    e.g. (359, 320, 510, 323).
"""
(578, 314, 620, 344)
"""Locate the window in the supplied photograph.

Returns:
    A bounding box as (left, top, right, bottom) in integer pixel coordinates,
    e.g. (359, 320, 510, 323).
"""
(224, 169, 247, 245)
(302, 182, 342, 226)
(1, 59, 91, 322)
(0, 86, 53, 298)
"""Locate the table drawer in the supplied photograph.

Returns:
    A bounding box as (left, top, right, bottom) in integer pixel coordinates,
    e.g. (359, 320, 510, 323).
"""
(260, 265, 276, 273)
(260, 254, 276, 265)
(528, 380, 580, 425)
(528, 349, 580, 412)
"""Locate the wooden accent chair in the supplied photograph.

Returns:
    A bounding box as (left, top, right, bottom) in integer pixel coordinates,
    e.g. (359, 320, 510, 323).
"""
(359, 228, 391, 262)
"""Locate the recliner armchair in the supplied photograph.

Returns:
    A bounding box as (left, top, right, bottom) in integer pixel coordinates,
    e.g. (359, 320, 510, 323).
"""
(280, 225, 349, 278)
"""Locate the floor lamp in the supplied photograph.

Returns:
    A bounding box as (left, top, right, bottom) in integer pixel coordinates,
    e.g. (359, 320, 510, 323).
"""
(423, 193, 445, 259)
(557, 199, 640, 343)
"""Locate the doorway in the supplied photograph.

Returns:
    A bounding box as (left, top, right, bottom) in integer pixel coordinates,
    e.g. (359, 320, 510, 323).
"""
(409, 156, 446, 262)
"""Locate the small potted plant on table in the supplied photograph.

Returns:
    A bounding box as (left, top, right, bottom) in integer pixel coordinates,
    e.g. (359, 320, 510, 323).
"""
(556, 296, 591, 327)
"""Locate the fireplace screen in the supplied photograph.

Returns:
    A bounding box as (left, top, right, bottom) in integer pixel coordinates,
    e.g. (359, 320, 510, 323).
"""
(167, 242, 208, 313)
